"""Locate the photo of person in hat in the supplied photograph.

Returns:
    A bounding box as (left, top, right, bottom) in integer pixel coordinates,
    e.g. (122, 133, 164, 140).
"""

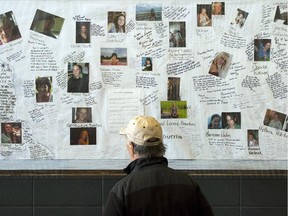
(104, 116, 214, 216)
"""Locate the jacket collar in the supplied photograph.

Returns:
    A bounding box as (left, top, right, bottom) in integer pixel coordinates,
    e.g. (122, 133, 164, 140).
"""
(123, 157, 168, 175)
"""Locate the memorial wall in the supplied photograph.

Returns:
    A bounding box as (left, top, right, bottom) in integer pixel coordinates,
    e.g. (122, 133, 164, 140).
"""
(0, 0, 287, 160)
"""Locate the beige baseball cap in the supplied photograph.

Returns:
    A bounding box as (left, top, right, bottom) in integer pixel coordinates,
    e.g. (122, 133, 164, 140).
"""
(119, 116, 163, 146)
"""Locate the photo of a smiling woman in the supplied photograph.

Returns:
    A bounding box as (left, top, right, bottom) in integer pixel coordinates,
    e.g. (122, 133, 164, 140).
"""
(222, 112, 241, 129)
(209, 52, 232, 79)
(35, 76, 53, 103)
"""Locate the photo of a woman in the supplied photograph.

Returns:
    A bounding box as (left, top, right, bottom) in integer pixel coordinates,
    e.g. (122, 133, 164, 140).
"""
(209, 52, 232, 78)
(108, 12, 125, 33)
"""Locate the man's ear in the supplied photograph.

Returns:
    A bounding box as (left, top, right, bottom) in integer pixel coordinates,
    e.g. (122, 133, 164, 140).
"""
(127, 142, 136, 160)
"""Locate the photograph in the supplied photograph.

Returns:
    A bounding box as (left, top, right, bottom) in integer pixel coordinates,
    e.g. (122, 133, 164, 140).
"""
(142, 57, 153, 71)
(263, 109, 286, 130)
(76, 22, 90, 43)
(30, 9, 65, 39)
(0, 11, 21, 45)
(230, 8, 249, 28)
(169, 22, 186, 47)
(212, 2, 225, 15)
(101, 48, 127, 66)
(254, 39, 271, 61)
(107, 12, 126, 33)
(208, 52, 232, 78)
(167, 77, 181, 101)
(197, 4, 212, 27)
(1, 122, 22, 144)
(70, 127, 96, 145)
(136, 4, 162, 21)
(35, 76, 53, 103)
(67, 63, 89, 93)
(247, 130, 259, 147)
(72, 107, 92, 123)
(208, 113, 222, 129)
(222, 112, 241, 129)
(274, 5, 288, 25)
(160, 101, 187, 119)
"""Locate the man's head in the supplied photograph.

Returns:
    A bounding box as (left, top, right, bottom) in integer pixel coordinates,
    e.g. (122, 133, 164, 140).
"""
(120, 116, 166, 160)
(43, 16, 55, 32)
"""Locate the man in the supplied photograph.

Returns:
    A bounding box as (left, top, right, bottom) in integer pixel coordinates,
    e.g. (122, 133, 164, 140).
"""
(67, 64, 89, 93)
(40, 16, 57, 38)
(1, 123, 18, 143)
(268, 113, 282, 130)
(104, 116, 214, 216)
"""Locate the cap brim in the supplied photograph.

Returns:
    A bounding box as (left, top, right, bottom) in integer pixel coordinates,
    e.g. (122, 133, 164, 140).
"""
(119, 127, 127, 135)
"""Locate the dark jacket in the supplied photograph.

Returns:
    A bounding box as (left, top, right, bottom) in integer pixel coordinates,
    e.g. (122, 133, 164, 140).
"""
(67, 74, 89, 93)
(104, 157, 214, 216)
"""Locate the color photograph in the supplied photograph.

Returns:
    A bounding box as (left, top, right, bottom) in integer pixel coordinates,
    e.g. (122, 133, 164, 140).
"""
(136, 4, 162, 21)
(101, 48, 127, 66)
(30, 9, 65, 39)
(160, 101, 187, 119)
(0, 11, 21, 45)
(263, 109, 286, 130)
(197, 4, 212, 27)
(167, 77, 181, 101)
(1, 122, 22, 144)
(222, 112, 241, 129)
(169, 22, 186, 47)
(70, 127, 96, 145)
(107, 12, 126, 33)
(230, 8, 249, 28)
(35, 76, 53, 103)
(247, 130, 259, 147)
(208, 52, 232, 78)
(254, 39, 271, 61)
(72, 107, 92, 123)
(76, 22, 90, 43)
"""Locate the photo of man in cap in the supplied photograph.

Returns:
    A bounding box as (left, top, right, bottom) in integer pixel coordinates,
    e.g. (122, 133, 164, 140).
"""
(104, 116, 214, 216)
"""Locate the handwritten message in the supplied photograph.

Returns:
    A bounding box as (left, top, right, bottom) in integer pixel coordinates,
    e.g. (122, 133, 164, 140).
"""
(167, 60, 200, 75)
(266, 72, 287, 99)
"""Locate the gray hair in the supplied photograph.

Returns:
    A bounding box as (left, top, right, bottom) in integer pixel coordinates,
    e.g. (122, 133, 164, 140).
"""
(131, 139, 166, 158)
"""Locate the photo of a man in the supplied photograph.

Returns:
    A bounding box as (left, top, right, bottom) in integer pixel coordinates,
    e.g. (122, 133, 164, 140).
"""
(30, 9, 64, 39)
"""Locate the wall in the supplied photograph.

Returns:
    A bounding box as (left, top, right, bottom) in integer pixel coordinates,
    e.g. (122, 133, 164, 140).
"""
(0, 172, 286, 216)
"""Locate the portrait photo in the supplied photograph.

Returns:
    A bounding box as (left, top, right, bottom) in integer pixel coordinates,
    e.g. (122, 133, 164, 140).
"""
(263, 109, 286, 131)
(169, 22, 186, 48)
(222, 112, 241, 129)
(208, 52, 232, 78)
(230, 8, 249, 28)
(254, 39, 271, 61)
(1, 122, 22, 144)
(208, 113, 222, 129)
(30, 9, 65, 39)
(67, 63, 89, 93)
(107, 11, 126, 33)
(136, 4, 162, 21)
(70, 127, 96, 145)
(212, 2, 225, 15)
(101, 48, 127, 66)
(72, 107, 92, 123)
(142, 57, 153, 71)
(167, 77, 181, 101)
(160, 101, 187, 119)
(35, 76, 53, 103)
(197, 4, 212, 27)
(0, 11, 21, 45)
(76, 22, 90, 43)
(247, 130, 259, 147)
